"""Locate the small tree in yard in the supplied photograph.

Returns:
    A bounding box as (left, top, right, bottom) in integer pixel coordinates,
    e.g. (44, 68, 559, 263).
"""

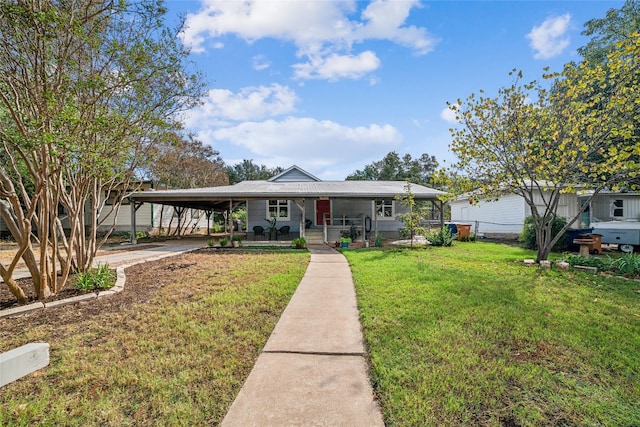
(0, 0, 204, 303)
(395, 183, 425, 248)
(443, 36, 639, 262)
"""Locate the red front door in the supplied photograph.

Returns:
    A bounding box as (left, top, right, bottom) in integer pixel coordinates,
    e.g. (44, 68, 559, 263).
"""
(316, 200, 331, 225)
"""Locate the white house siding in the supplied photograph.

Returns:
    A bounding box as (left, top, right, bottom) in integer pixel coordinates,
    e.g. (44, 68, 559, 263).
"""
(531, 191, 579, 225)
(151, 205, 211, 234)
(450, 194, 526, 237)
(590, 194, 640, 222)
(98, 203, 154, 234)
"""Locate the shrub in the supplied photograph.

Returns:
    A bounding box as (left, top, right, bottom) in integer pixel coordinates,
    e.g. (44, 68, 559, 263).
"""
(219, 237, 228, 247)
(612, 253, 640, 276)
(428, 227, 454, 247)
(74, 263, 114, 291)
(122, 230, 149, 240)
(519, 216, 568, 252)
(207, 239, 216, 247)
(566, 254, 608, 270)
(291, 237, 307, 249)
(341, 225, 360, 241)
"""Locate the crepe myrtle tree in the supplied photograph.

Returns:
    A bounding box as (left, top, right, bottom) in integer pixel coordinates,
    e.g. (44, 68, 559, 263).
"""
(0, 0, 205, 304)
(442, 37, 639, 262)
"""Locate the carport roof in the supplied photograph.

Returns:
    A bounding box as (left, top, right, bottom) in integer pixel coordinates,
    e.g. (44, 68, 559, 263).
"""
(128, 180, 446, 211)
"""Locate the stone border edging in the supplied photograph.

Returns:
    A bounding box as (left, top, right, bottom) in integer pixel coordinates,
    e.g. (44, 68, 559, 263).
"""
(0, 246, 202, 319)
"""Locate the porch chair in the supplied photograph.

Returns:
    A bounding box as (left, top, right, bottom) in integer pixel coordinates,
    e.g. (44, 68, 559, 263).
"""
(253, 225, 266, 240)
(276, 225, 290, 240)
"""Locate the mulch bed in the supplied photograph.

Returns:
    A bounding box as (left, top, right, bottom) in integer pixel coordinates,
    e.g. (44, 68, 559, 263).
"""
(0, 244, 163, 310)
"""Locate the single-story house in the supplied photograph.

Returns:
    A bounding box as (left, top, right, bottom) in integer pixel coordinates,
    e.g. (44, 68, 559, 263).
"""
(128, 165, 446, 244)
(450, 189, 640, 239)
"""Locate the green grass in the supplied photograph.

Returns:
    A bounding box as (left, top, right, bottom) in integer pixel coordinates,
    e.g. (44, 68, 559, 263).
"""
(0, 251, 309, 426)
(343, 242, 640, 427)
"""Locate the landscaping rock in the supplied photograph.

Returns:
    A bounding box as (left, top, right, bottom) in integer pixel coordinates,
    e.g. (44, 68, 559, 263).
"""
(556, 261, 570, 271)
(574, 265, 598, 274)
(540, 260, 552, 269)
(524, 259, 535, 266)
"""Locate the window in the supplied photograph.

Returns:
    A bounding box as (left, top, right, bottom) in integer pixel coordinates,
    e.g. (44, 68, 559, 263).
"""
(267, 200, 290, 220)
(191, 209, 201, 219)
(613, 199, 624, 217)
(373, 200, 394, 220)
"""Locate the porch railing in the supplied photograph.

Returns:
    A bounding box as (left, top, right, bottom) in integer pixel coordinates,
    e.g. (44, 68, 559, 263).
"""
(323, 214, 366, 244)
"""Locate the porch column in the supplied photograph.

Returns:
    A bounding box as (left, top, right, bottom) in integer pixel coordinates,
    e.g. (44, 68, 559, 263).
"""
(292, 199, 306, 239)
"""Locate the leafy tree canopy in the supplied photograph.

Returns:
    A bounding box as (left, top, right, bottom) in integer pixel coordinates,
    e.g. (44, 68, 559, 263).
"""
(146, 134, 227, 188)
(443, 33, 639, 261)
(225, 160, 284, 184)
(346, 151, 439, 186)
(579, 0, 640, 64)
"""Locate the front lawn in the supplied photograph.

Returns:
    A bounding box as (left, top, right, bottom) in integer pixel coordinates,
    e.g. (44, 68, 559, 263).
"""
(0, 251, 309, 426)
(344, 242, 640, 427)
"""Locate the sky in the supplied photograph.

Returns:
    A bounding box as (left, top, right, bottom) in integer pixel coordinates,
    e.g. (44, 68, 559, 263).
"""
(164, 0, 624, 180)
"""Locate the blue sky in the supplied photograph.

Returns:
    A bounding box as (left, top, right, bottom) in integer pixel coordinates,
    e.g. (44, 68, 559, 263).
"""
(164, 0, 624, 180)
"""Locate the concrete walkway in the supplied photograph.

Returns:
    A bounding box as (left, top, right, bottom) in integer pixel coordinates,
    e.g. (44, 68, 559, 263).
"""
(221, 245, 384, 427)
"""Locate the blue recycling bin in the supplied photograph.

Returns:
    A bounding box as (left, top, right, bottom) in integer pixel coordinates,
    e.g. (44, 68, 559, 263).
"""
(566, 228, 593, 252)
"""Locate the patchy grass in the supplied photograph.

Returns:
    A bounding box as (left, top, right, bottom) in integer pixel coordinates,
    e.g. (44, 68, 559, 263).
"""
(344, 242, 640, 427)
(0, 251, 309, 426)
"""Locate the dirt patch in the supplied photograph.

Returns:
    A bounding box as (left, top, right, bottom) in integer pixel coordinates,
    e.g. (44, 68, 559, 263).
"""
(0, 252, 204, 338)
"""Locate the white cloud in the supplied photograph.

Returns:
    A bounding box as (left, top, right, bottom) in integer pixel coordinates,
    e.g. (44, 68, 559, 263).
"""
(440, 107, 458, 123)
(179, 0, 438, 81)
(355, 0, 436, 55)
(252, 54, 271, 71)
(183, 84, 298, 126)
(526, 14, 572, 60)
(206, 117, 402, 170)
(293, 51, 381, 81)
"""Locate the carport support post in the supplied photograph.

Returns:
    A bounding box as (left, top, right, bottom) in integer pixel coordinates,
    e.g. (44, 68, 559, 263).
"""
(129, 201, 144, 244)
(228, 200, 234, 241)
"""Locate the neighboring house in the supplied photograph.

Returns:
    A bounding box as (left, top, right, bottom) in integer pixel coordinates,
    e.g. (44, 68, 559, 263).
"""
(450, 189, 640, 238)
(129, 165, 446, 243)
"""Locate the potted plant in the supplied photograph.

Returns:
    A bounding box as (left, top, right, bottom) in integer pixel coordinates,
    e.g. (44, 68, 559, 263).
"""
(340, 237, 352, 248)
(232, 235, 243, 247)
(266, 216, 277, 240)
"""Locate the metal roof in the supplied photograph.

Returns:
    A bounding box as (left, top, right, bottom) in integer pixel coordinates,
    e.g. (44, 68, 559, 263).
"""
(129, 180, 446, 211)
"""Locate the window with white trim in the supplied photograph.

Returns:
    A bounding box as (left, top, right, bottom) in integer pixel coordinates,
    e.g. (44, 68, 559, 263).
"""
(267, 200, 290, 220)
(373, 200, 394, 220)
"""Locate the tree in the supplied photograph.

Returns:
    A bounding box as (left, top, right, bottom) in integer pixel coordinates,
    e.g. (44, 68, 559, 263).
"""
(445, 41, 639, 262)
(346, 151, 438, 186)
(0, 0, 204, 303)
(148, 134, 227, 189)
(579, 0, 640, 64)
(145, 134, 227, 235)
(225, 160, 283, 184)
(395, 183, 426, 247)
